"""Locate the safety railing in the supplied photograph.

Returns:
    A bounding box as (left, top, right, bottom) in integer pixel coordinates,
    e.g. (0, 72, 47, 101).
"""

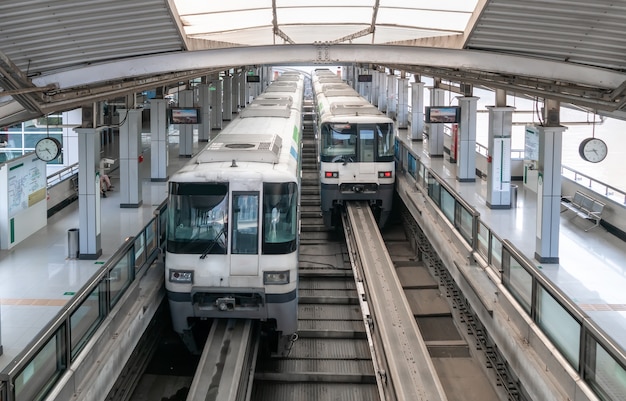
(46, 164, 79, 187)
(562, 165, 626, 205)
(0, 200, 168, 401)
(475, 142, 524, 159)
(395, 137, 626, 401)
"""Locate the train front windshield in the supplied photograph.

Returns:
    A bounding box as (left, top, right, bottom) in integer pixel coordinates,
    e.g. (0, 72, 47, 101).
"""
(263, 182, 298, 254)
(167, 182, 298, 255)
(167, 183, 229, 254)
(320, 122, 394, 163)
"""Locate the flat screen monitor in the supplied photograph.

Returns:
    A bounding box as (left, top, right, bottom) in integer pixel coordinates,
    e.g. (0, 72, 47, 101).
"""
(170, 107, 200, 124)
(425, 106, 461, 123)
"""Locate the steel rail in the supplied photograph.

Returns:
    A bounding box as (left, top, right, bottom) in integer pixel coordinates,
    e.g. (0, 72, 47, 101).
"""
(344, 201, 448, 401)
(186, 319, 258, 401)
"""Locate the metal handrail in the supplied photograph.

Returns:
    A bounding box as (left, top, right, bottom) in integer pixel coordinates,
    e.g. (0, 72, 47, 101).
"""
(562, 165, 626, 204)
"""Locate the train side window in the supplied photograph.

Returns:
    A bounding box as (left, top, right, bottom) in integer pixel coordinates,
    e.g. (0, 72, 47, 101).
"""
(263, 182, 297, 254)
(231, 193, 259, 255)
(167, 182, 228, 254)
(376, 123, 394, 159)
(320, 123, 356, 161)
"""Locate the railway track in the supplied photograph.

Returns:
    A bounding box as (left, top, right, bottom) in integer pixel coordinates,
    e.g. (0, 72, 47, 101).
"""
(251, 100, 380, 400)
(126, 99, 503, 401)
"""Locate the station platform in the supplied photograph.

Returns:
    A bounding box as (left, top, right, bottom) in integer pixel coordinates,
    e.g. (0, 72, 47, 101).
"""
(0, 132, 200, 371)
(395, 128, 626, 352)
(0, 126, 625, 377)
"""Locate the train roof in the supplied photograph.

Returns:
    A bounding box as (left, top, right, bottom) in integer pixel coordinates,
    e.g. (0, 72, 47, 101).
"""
(170, 73, 305, 179)
(197, 133, 282, 164)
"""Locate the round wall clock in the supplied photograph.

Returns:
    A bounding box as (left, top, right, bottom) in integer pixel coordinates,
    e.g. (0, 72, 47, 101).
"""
(35, 137, 62, 162)
(578, 137, 607, 163)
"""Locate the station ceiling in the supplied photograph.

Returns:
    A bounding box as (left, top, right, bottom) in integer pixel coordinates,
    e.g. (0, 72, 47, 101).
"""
(1, 0, 626, 126)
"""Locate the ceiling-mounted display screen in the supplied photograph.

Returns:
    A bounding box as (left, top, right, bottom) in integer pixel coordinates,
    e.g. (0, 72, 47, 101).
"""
(425, 106, 461, 123)
(169, 107, 200, 124)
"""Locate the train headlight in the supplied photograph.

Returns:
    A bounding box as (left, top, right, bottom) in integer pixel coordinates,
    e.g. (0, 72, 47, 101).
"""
(264, 271, 290, 285)
(378, 171, 393, 178)
(324, 171, 339, 178)
(169, 269, 193, 283)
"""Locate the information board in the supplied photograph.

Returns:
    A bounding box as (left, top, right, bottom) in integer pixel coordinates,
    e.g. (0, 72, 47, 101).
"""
(525, 125, 539, 161)
(7, 158, 46, 217)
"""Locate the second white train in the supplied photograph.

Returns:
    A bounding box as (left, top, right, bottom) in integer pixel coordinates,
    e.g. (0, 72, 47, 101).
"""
(313, 68, 395, 228)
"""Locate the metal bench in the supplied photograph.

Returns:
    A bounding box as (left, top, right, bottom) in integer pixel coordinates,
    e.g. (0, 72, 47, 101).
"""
(560, 191, 605, 231)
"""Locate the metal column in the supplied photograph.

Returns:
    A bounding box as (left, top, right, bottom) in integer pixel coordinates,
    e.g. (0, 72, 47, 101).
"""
(485, 106, 515, 208)
(456, 96, 478, 182)
(535, 124, 566, 263)
(74, 127, 103, 259)
(149, 98, 169, 181)
(410, 81, 425, 141)
(117, 109, 143, 208)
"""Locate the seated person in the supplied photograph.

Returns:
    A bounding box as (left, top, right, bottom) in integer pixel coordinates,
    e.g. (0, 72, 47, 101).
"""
(100, 174, 113, 197)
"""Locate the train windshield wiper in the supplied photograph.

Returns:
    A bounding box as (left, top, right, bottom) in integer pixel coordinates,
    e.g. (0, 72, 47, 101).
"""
(200, 227, 226, 259)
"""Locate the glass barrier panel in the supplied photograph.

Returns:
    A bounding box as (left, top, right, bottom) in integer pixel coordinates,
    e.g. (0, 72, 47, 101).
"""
(458, 206, 474, 245)
(407, 153, 416, 179)
(440, 187, 455, 224)
(145, 220, 157, 258)
(109, 250, 133, 309)
(134, 234, 146, 271)
(427, 173, 441, 206)
(491, 235, 503, 272)
(536, 286, 581, 369)
(585, 338, 626, 401)
(159, 207, 167, 244)
(14, 328, 66, 401)
(477, 222, 490, 261)
(502, 249, 532, 314)
(70, 283, 105, 360)
(418, 163, 425, 187)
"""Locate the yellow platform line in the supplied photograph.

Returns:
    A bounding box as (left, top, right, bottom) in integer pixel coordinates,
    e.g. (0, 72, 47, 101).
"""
(0, 298, 67, 306)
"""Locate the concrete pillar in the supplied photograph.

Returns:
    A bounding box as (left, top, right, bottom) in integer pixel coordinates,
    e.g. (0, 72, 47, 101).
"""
(74, 127, 103, 259)
(397, 77, 409, 129)
(485, 106, 515, 208)
(117, 109, 143, 208)
(425, 87, 445, 157)
(210, 79, 223, 130)
(357, 68, 372, 101)
(239, 72, 246, 109)
(149, 98, 168, 181)
(231, 73, 239, 114)
(197, 84, 211, 142)
(223, 75, 233, 121)
(62, 108, 82, 167)
(386, 73, 397, 119)
(371, 71, 380, 107)
(410, 81, 425, 141)
(178, 89, 194, 156)
(534, 123, 566, 264)
(378, 71, 388, 112)
(456, 96, 479, 182)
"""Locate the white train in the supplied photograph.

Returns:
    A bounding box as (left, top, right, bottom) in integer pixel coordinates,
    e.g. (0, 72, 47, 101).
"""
(313, 68, 395, 228)
(165, 72, 304, 354)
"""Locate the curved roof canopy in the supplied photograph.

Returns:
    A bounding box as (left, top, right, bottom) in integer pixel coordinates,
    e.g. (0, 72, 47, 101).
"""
(1, 0, 626, 125)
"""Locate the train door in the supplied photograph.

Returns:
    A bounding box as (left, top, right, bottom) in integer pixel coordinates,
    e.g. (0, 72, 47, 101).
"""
(358, 125, 375, 174)
(229, 191, 260, 276)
